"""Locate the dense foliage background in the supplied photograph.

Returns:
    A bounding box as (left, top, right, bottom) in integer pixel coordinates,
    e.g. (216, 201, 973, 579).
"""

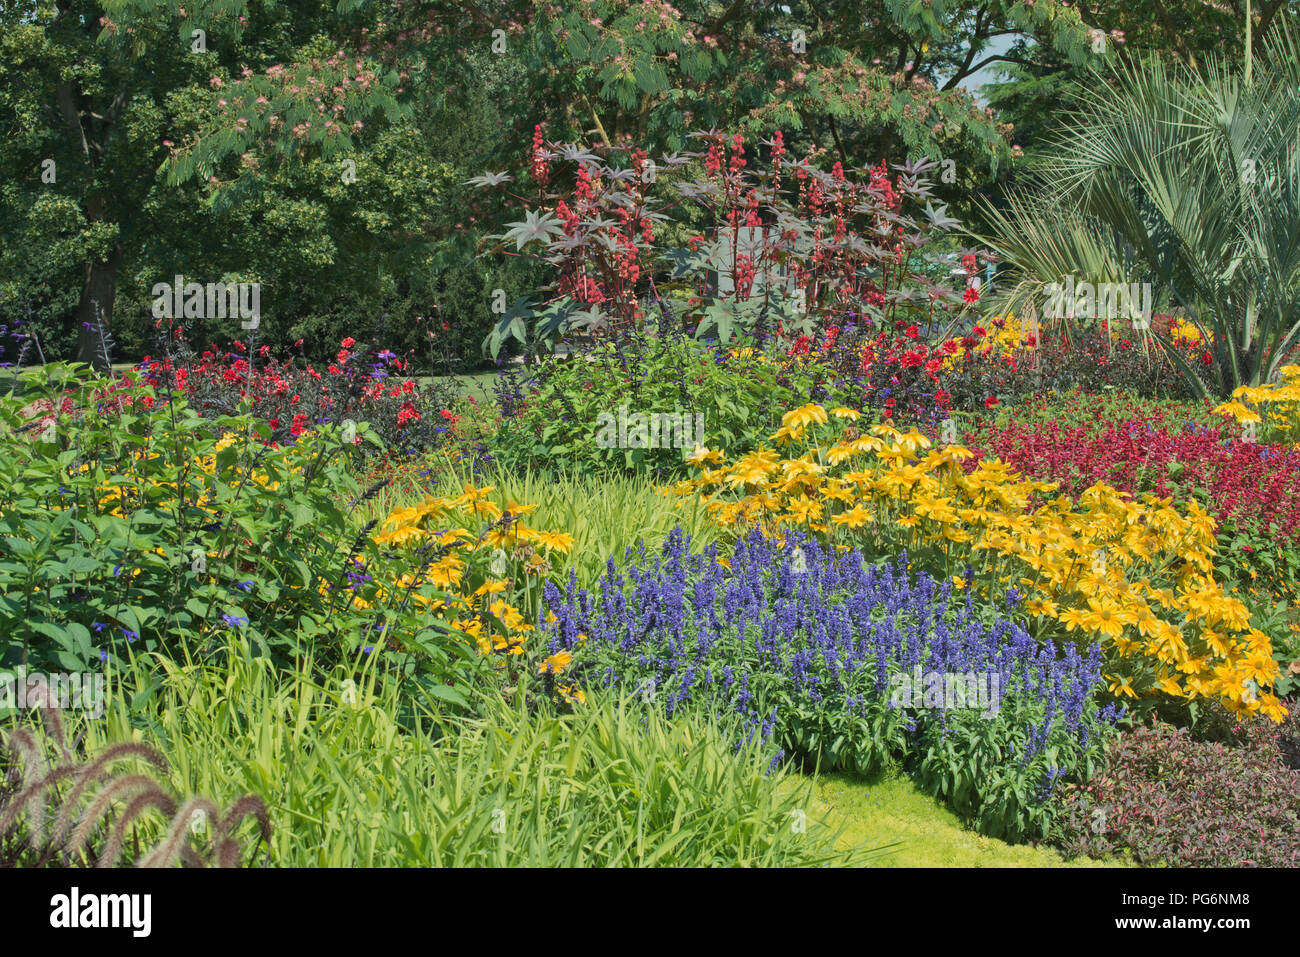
(5, 0, 1294, 372)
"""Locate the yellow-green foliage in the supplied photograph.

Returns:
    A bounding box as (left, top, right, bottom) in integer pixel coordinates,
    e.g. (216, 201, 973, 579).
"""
(806, 771, 1125, 868)
(60, 638, 885, 867)
(365, 461, 723, 585)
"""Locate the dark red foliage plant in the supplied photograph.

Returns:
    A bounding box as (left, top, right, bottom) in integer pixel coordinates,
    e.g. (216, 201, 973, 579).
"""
(1050, 717, 1300, 867)
(476, 125, 984, 361)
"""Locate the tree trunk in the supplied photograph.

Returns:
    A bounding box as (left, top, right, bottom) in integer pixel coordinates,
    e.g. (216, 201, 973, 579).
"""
(75, 245, 121, 372)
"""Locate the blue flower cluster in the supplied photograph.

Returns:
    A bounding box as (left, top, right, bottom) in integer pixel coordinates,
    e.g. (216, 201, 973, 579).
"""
(541, 528, 1122, 840)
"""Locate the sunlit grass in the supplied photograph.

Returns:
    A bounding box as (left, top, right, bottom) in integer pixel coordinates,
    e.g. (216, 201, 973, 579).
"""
(805, 770, 1127, 868)
(359, 456, 724, 585)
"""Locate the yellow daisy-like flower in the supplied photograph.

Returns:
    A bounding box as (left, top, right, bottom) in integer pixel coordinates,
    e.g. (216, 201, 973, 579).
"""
(686, 445, 725, 466)
(373, 524, 426, 547)
(1210, 400, 1261, 423)
(1079, 598, 1135, 639)
(426, 554, 467, 588)
(483, 524, 524, 549)
(1106, 674, 1138, 699)
(534, 530, 575, 554)
(558, 684, 586, 706)
(831, 504, 872, 528)
(539, 649, 573, 675)
(1059, 607, 1089, 632)
(782, 403, 829, 429)
(770, 424, 806, 446)
(784, 494, 823, 525)
(1022, 597, 1058, 617)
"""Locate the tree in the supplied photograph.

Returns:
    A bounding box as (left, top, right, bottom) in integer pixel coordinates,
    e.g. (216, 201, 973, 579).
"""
(983, 0, 1300, 169)
(0, 0, 463, 367)
(158, 2, 1112, 212)
(0, 1, 251, 367)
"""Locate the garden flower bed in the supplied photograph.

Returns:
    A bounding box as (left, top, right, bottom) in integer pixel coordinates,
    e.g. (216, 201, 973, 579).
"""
(4, 8, 1300, 877)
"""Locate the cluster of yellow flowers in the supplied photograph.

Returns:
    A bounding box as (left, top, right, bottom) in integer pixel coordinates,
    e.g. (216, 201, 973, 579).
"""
(68, 431, 294, 598)
(673, 403, 1285, 721)
(1169, 317, 1208, 347)
(90, 431, 293, 520)
(1212, 364, 1300, 445)
(978, 314, 1037, 354)
(371, 484, 584, 705)
(935, 314, 1037, 372)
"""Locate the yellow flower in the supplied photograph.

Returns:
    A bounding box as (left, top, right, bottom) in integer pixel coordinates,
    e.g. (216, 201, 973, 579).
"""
(784, 495, 823, 524)
(534, 530, 575, 554)
(1023, 597, 1058, 617)
(1059, 607, 1089, 632)
(686, 445, 725, 466)
(373, 525, 426, 547)
(831, 504, 872, 528)
(426, 554, 467, 588)
(1210, 400, 1261, 423)
(483, 524, 523, 549)
(770, 424, 806, 446)
(1106, 674, 1138, 699)
(539, 649, 573, 674)
(818, 480, 856, 506)
(782, 403, 829, 429)
(727, 448, 781, 486)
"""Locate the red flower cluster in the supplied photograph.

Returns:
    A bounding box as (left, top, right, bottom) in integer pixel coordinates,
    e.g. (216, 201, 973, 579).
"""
(963, 405, 1300, 543)
(135, 334, 459, 454)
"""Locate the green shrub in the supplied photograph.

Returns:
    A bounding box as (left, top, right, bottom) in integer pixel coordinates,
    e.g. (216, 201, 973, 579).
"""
(0, 364, 482, 707)
(488, 336, 845, 479)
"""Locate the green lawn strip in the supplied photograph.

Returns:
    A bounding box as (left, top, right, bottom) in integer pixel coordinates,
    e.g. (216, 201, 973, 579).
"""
(804, 769, 1126, 867)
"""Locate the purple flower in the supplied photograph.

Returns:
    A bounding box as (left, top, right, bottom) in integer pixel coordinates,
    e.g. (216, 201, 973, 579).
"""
(541, 526, 1117, 834)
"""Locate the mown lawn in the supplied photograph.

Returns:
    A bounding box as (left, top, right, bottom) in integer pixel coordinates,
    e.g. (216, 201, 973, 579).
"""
(807, 771, 1125, 867)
